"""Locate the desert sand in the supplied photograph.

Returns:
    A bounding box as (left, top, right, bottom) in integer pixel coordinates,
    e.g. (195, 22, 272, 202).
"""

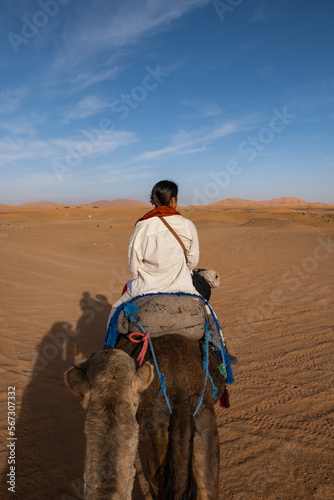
(0, 201, 333, 499)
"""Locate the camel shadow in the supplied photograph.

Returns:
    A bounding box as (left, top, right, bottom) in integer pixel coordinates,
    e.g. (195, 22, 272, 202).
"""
(1, 292, 146, 499)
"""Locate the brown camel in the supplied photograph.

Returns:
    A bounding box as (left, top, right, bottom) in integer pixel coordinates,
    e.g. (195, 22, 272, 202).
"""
(66, 334, 226, 499)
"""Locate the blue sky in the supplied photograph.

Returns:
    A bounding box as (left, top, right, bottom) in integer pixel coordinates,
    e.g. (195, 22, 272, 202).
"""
(0, 0, 333, 205)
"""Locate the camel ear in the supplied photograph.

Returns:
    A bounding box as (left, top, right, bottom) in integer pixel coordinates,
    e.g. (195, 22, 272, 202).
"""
(65, 366, 90, 397)
(132, 362, 154, 394)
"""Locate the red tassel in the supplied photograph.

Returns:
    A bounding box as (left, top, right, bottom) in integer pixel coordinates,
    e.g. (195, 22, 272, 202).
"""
(128, 331, 150, 366)
(219, 386, 230, 409)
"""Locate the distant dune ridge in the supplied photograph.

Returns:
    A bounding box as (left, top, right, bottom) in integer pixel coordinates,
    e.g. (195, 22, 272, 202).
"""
(18, 200, 61, 208)
(0, 197, 333, 209)
(208, 197, 333, 208)
(0, 199, 150, 209)
(81, 199, 150, 208)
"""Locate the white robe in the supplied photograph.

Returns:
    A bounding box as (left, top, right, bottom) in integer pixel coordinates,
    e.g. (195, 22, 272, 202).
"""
(108, 215, 200, 320)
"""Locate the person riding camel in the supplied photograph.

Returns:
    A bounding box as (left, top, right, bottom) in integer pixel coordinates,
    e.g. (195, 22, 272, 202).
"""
(106, 179, 238, 365)
(107, 180, 201, 324)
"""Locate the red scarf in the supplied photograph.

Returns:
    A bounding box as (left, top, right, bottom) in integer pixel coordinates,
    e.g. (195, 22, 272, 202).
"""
(136, 206, 181, 225)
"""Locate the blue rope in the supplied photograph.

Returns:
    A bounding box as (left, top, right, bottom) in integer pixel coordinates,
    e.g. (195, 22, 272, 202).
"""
(104, 302, 129, 348)
(115, 304, 172, 414)
(203, 301, 234, 384)
(193, 323, 218, 416)
(148, 337, 172, 413)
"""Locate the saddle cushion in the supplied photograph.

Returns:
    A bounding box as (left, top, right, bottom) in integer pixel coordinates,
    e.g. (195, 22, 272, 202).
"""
(117, 294, 218, 341)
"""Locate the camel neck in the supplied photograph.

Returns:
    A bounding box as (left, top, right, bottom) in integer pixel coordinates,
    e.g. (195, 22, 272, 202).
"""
(84, 412, 139, 500)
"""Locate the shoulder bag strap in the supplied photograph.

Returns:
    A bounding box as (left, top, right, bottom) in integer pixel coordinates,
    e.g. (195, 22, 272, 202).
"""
(160, 217, 188, 256)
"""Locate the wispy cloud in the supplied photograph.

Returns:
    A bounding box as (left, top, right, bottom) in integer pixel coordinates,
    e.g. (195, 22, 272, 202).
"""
(0, 88, 26, 114)
(42, 1, 211, 93)
(50, 0, 211, 72)
(52, 130, 139, 161)
(251, 2, 284, 22)
(0, 136, 50, 166)
(63, 95, 111, 121)
(257, 65, 283, 85)
(69, 67, 122, 91)
(180, 99, 222, 118)
(1, 118, 36, 137)
(64, 163, 153, 184)
(284, 80, 334, 121)
(0, 130, 138, 168)
(0, 111, 49, 138)
(99, 170, 153, 184)
(133, 122, 237, 162)
(97, 164, 149, 173)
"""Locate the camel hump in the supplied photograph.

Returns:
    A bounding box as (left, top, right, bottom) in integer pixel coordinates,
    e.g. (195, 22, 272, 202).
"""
(117, 293, 219, 341)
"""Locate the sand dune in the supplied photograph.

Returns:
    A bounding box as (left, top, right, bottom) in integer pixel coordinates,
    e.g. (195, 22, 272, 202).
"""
(0, 205, 333, 499)
(81, 199, 150, 208)
(2, 199, 150, 209)
(209, 196, 334, 208)
(0, 204, 11, 210)
(18, 200, 61, 208)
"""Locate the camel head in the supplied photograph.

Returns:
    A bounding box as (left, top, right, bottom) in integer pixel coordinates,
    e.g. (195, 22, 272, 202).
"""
(65, 348, 154, 500)
(65, 348, 154, 415)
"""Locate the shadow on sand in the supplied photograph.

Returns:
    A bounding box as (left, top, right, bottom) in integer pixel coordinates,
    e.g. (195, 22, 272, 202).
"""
(1, 292, 146, 499)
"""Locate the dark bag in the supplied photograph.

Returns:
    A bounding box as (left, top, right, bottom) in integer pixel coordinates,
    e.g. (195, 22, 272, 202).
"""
(192, 269, 211, 301)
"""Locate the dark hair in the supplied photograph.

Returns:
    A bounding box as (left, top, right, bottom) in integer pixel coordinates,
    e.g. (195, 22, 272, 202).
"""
(150, 180, 178, 207)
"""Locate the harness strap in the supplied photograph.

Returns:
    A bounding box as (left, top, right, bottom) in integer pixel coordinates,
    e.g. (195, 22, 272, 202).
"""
(160, 217, 188, 256)
(127, 314, 172, 414)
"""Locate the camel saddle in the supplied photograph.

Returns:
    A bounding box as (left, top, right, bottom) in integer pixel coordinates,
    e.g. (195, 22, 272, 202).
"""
(116, 293, 219, 342)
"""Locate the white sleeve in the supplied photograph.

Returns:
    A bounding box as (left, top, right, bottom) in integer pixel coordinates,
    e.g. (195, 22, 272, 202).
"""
(185, 220, 199, 270)
(128, 226, 142, 279)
